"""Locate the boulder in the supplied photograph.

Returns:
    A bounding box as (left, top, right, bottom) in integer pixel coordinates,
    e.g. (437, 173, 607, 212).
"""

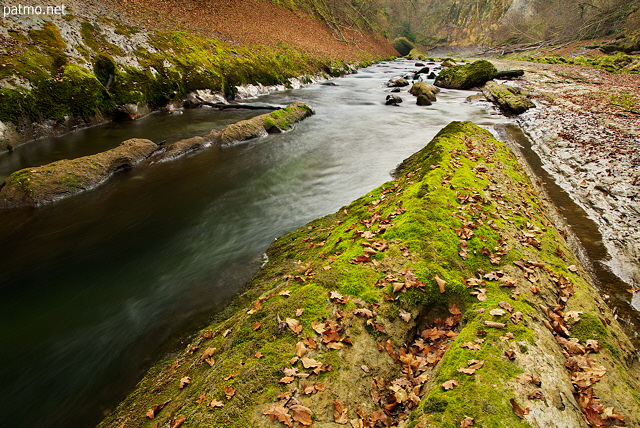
(441, 58, 457, 67)
(415, 62, 425, 67)
(409, 82, 439, 102)
(390, 88, 401, 93)
(0, 138, 158, 208)
(435, 60, 497, 90)
(205, 102, 314, 146)
(387, 77, 410, 87)
(427, 72, 437, 79)
(416, 94, 432, 106)
(416, 67, 430, 74)
(481, 80, 535, 114)
(385, 94, 403, 106)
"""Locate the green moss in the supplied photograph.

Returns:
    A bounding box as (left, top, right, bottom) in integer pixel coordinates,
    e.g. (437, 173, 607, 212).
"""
(435, 60, 497, 89)
(28, 21, 66, 50)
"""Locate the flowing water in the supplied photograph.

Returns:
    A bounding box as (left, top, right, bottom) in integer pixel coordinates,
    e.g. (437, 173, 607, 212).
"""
(0, 60, 636, 428)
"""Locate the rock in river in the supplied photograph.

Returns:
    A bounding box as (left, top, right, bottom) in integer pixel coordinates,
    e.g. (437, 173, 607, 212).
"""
(435, 60, 497, 90)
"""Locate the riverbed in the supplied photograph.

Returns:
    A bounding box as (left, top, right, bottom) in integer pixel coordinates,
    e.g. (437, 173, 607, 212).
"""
(0, 59, 634, 428)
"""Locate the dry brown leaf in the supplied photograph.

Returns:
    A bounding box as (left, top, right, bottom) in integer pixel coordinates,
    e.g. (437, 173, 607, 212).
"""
(353, 308, 374, 318)
(169, 416, 186, 428)
(224, 386, 236, 400)
(291, 404, 313, 426)
(442, 379, 458, 390)
(200, 347, 216, 362)
(222, 329, 231, 337)
(264, 404, 293, 427)
(279, 376, 295, 384)
(295, 341, 307, 358)
(530, 285, 540, 294)
(449, 303, 462, 315)
(498, 301, 514, 312)
(489, 309, 506, 317)
(196, 394, 206, 404)
(460, 416, 475, 427)
(399, 309, 412, 322)
(334, 400, 349, 424)
(179, 376, 190, 389)
(252, 322, 262, 331)
(510, 398, 529, 418)
(209, 399, 224, 408)
(296, 308, 305, 317)
(279, 289, 292, 297)
(286, 318, 303, 335)
(301, 357, 322, 369)
(435, 274, 447, 293)
(484, 320, 506, 329)
(568, 265, 578, 272)
(510, 311, 523, 324)
(146, 399, 171, 419)
(255, 351, 264, 359)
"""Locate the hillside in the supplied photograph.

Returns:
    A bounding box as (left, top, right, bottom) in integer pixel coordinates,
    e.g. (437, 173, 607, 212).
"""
(384, 0, 640, 48)
(0, 0, 396, 150)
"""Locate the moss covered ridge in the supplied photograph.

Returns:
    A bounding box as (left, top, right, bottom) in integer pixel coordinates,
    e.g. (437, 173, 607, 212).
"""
(98, 121, 640, 428)
(0, 103, 314, 208)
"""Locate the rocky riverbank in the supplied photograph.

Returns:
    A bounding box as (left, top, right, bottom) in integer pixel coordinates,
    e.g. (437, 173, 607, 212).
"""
(488, 59, 640, 290)
(99, 121, 640, 428)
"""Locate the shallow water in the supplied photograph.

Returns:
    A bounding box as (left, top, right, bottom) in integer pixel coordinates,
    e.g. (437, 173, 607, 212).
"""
(0, 60, 511, 427)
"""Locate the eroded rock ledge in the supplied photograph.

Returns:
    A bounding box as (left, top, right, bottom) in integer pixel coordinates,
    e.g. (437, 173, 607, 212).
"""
(0, 102, 313, 208)
(99, 122, 640, 428)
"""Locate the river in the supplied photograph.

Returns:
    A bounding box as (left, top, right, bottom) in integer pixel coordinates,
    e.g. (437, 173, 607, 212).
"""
(0, 59, 633, 428)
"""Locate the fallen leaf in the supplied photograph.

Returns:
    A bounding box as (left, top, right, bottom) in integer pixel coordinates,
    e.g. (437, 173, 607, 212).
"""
(264, 404, 293, 427)
(442, 379, 458, 390)
(399, 309, 412, 322)
(510, 312, 523, 324)
(460, 416, 475, 427)
(489, 309, 506, 317)
(510, 398, 529, 418)
(498, 301, 514, 312)
(301, 357, 322, 369)
(435, 274, 447, 293)
(334, 400, 349, 424)
(286, 318, 303, 335)
(146, 399, 171, 419)
(279, 376, 295, 384)
(170, 416, 186, 428)
(224, 386, 235, 400)
(295, 341, 307, 357)
(449, 303, 462, 315)
(200, 347, 217, 362)
(568, 265, 578, 272)
(255, 351, 264, 359)
(209, 399, 224, 408)
(354, 308, 374, 318)
(222, 329, 231, 337)
(296, 308, 305, 317)
(252, 322, 262, 331)
(179, 377, 190, 389)
(196, 394, 206, 404)
(530, 285, 540, 294)
(291, 404, 313, 426)
(279, 290, 292, 297)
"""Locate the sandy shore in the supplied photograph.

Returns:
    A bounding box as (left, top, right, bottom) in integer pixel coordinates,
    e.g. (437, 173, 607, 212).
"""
(494, 60, 640, 290)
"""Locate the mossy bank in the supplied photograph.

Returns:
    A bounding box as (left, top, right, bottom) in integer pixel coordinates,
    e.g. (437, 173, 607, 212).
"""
(0, 4, 394, 151)
(99, 121, 640, 428)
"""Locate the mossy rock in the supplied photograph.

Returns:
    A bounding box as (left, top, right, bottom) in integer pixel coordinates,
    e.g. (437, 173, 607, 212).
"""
(0, 138, 157, 208)
(97, 121, 640, 428)
(409, 82, 439, 102)
(435, 60, 497, 90)
(392, 37, 416, 56)
(205, 102, 314, 146)
(481, 81, 535, 114)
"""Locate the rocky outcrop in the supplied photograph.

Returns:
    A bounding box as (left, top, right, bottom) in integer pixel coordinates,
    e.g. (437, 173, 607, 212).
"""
(204, 102, 314, 147)
(0, 103, 314, 207)
(482, 80, 536, 114)
(98, 121, 640, 428)
(0, 138, 158, 208)
(435, 60, 497, 90)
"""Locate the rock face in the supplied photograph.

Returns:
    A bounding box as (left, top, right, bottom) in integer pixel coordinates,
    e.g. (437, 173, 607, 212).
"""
(482, 81, 536, 114)
(0, 139, 158, 208)
(98, 121, 640, 428)
(435, 60, 497, 90)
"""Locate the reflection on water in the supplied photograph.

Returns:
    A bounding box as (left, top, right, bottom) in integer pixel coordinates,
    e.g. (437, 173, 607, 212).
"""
(0, 60, 512, 427)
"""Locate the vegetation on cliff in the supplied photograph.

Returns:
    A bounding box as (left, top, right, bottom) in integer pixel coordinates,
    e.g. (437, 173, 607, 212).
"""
(99, 121, 640, 428)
